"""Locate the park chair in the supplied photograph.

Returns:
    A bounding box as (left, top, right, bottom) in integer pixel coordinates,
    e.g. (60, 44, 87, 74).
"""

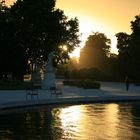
(26, 86, 39, 100)
(50, 84, 63, 97)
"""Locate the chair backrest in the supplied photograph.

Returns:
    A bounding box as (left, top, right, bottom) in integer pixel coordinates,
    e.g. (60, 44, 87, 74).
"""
(56, 83, 63, 88)
(50, 86, 56, 90)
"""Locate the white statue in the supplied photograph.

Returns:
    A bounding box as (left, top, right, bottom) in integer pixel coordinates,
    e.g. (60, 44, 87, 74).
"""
(42, 51, 55, 89)
(45, 51, 54, 72)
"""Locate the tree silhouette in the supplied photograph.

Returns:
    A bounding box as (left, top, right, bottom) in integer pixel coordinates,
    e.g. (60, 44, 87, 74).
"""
(115, 32, 130, 77)
(116, 15, 140, 81)
(79, 32, 111, 72)
(129, 15, 140, 81)
(0, 0, 80, 81)
(0, 1, 28, 80)
(10, 0, 80, 66)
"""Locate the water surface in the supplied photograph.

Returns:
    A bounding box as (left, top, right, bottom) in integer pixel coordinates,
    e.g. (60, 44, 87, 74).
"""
(0, 102, 140, 140)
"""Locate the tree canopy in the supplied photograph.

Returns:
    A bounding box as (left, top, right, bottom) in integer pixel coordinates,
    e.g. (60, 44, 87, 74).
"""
(10, 0, 80, 64)
(0, 0, 80, 80)
(79, 32, 111, 71)
(116, 15, 140, 81)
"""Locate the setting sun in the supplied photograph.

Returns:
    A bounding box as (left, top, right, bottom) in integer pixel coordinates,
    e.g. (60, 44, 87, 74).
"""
(69, 47, 81, 58)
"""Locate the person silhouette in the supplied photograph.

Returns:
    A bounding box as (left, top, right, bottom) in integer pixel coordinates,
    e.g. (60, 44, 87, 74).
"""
(125, 76, 129, 91)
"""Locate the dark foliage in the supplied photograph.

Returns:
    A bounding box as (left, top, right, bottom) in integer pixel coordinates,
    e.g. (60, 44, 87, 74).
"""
(63, 80, 100, 89)
(116, 15, 140, 82)
(0, 0, 80, 81)
(79, 32, 111, 76)
(67, 67, 100, 80)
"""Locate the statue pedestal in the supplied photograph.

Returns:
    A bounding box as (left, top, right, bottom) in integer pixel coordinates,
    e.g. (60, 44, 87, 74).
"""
(42, 71, 55, 89)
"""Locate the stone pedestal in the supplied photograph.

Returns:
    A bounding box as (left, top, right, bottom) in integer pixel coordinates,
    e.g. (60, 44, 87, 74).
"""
(42, 71, 55, 89)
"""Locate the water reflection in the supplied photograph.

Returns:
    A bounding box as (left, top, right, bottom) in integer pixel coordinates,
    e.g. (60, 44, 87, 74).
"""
(102, 104, 120, 138)
(52, 103, 140, 140)
(0, 102, 140, 140)
(56, 104, 119, 140)
(59, 106, 83, 139)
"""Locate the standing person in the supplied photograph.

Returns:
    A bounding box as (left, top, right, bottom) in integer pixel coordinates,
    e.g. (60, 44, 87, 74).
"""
(125, 76, 129, 91)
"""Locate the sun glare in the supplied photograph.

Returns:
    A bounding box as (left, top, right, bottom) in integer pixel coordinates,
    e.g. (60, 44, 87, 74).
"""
(5, 0, 15, 6)
(62, 45, 68, 51)
(69, 48, 81, 58)
(59, 45, 68, 52)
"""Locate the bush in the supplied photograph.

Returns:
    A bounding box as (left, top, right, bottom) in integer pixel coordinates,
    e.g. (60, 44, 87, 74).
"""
(83, 80, 100, 89)
(69, 67, 100, 80)
(63, 80, 100, 89)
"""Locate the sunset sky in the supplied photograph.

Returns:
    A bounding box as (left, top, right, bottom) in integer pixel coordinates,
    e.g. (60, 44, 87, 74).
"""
(5, 0, 140, 56)
(56, 0, 140, 56)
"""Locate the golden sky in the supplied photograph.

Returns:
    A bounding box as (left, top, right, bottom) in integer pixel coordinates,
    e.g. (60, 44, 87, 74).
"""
(56, 0, 140, 55)
(4, 0, 140, 55)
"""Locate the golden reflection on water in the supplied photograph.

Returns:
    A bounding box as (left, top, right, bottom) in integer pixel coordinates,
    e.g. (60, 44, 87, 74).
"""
(0, 103, 140, 140)
(56, 103, 135, 140)
(117, 104, 134, 139)
(59, 105, 83, 139)
(102, 104, 120, 138)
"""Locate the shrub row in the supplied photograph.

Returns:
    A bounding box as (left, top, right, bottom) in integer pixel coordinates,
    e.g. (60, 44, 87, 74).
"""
(63, 80, 100, 89)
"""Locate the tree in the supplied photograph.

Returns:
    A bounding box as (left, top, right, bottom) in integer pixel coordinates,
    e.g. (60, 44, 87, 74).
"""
(129, 15, 140, 81)
(115, 32, 130, 77)
(79, 32, 111, 73)
(0, 1, 28, 80)
(0, 0, 80, 81)
(10, 0, 80, 66)
(116, 15, 140, 81)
